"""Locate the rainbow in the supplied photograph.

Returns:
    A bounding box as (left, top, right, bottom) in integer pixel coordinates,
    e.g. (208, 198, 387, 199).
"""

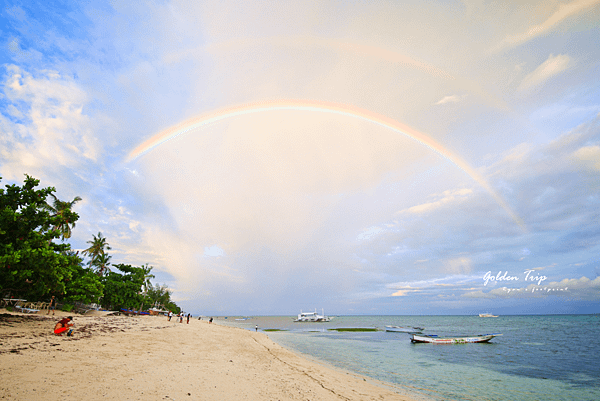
(126, 100, 525, 230)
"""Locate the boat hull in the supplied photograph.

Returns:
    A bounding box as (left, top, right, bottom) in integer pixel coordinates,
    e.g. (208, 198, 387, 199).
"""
(410, 333, 501, 344)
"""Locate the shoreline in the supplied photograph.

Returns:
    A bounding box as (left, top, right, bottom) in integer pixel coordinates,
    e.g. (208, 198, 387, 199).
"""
(0, 309, 423, 400)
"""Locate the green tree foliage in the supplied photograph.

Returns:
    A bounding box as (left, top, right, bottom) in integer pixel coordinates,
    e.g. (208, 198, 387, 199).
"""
(140, 263, 154, 295)
(145, 282, 179, 313)
(1, 175, 179, 312)
(0, 176, 101, 302)
(61, 251, 104, 305)
(93, 253, 112, 276)
(82, 232, 111, 275)
(100, 263, 146, 310)
(42, 193, 82, 240)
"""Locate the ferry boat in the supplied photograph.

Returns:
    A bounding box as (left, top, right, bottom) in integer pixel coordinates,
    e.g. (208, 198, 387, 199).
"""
(478, 313, 498, 317)
(294, 309, 332, 322)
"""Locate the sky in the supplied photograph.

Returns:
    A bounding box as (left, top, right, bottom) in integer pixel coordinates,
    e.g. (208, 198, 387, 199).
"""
(1, 0, 599, 316)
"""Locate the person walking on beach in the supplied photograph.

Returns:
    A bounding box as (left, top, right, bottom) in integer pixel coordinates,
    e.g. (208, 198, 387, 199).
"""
(54, 316, 73, 336)
(179, 313, 183, 323)
(255, 325, 258, 332)
(47, 295, 56, 315)
(186, 313, 191, 324)
(209, 317, 213, 324)
(168, 311, 173, 321)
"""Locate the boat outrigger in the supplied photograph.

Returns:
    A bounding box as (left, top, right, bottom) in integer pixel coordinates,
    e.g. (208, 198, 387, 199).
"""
(294, 309, 332, 322)
(410, 333, 502, 344)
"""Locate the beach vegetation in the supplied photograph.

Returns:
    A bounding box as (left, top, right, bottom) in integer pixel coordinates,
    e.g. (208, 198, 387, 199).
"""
(42, 193, 82, 240)
(99, 263, 179, 312)
(0, 175, 98, 302)
(145, 282, 179, 313)
(0, 175, 179, 313)
(100, 263, 147, 310)
(83, 232, 112, 275)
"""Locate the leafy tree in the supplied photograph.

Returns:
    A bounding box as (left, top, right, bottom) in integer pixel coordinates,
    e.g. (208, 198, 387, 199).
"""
(42, 193, 82, 240)
(100, 263, 146, 310)
(92, 253, 112, 276)
(140, 263, 154, 295)
(145, 282, 179, 313)
(62, 251, 104, 305)
(0, 175, 101, 303)
(82, 232, 111, 275)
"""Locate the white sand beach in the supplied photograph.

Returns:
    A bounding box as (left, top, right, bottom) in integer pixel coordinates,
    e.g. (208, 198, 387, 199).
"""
(0, 310, 419, 400)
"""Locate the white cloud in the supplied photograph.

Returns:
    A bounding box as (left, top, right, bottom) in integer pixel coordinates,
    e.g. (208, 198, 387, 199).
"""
(444, 257, 473, 274)
(357, 226, 384, 241)
(0, 65, 102, 181)
(204, 245, 225, 257)
(571, 145, 600, 171)
(517, 54, 572, 92)
(387, 274, 481, 297)
(491, 0, 600, 53)
(435, 94, 463, 105)
(397, 188, 473, 215)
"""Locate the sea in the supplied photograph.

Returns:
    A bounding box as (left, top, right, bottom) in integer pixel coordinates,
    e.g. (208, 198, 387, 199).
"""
(217, 314, 600, 401)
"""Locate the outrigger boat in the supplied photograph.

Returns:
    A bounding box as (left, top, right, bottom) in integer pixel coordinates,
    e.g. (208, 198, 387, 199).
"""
(385, 325, 424, 333)
(410, 333, 502, 344)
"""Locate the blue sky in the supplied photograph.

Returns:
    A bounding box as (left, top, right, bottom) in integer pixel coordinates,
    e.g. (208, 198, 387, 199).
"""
(1, 0, 599, 315)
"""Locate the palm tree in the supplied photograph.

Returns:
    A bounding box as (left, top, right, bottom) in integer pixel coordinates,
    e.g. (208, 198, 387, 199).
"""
(140, 264, 155, 295)
(82, 232, 111, 274)
(43, 193, 82, 240)
(93, 253, 112, 276)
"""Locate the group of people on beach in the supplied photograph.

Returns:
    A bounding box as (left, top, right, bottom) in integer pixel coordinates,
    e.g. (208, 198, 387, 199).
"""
(52, 310, 214, 337)
(167, 311, 196, 323)
(167, 311, 213, 324)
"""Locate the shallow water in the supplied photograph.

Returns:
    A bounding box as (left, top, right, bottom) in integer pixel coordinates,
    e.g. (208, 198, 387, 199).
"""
(219, 315, 600, 401)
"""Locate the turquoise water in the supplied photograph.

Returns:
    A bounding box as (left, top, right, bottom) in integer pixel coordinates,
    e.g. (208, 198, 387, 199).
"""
(219, 315, 600, 401)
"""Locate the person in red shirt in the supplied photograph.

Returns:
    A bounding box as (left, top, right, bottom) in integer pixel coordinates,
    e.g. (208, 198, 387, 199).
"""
(54, 316, 74, 336)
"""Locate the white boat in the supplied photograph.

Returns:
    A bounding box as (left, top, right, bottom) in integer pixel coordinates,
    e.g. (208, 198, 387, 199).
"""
(478, 313, 498, 317)
(294, 309, 332, 322)
(410, 333, 502, 344)
(385, 325, 424, 333)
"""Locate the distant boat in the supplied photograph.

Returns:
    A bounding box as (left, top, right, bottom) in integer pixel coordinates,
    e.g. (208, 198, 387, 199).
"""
(294, 309, 332, 322)
(385, 325, 424, 333)
(479, 313, 498, 317)
(410, 333, 502, 344)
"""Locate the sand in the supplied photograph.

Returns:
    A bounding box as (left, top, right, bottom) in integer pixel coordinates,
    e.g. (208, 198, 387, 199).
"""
(0, 309, 420, 400)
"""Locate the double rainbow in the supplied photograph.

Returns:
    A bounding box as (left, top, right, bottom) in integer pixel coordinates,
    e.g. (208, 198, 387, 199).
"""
(126, 100, 525, 230)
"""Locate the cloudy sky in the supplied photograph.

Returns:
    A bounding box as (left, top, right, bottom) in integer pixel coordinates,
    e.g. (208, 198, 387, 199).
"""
(1, 0, 599, 315)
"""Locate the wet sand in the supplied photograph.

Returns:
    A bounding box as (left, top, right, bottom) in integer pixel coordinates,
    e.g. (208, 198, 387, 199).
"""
(0, 309, 419, 400)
